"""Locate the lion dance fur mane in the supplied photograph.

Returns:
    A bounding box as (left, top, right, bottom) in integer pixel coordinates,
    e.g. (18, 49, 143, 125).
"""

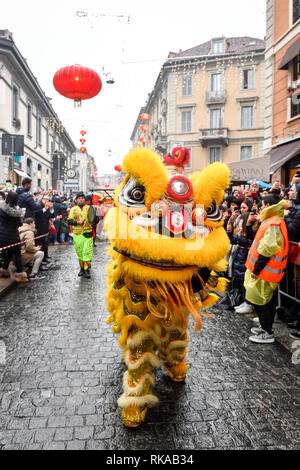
(105, 146, 231, 427)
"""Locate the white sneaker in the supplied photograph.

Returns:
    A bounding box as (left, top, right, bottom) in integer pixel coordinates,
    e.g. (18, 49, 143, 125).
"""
(235, 303, 254, 314)
(250, 326, 263, 335)
(249, 330, 275, 344)
(252, 317, 260, 324)
(234, 302, 246, 311)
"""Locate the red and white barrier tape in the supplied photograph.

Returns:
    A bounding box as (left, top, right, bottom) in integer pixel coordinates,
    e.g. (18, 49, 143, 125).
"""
(0, 233, 49, 252)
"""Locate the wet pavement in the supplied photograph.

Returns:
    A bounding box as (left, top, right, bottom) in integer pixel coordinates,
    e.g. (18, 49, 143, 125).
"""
(0, 243, 299, 450)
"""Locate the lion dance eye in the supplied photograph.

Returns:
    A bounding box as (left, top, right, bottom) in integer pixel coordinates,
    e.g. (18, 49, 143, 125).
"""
(206, 200, 222, 221)
(118, 177, 146, 207)
(131, 188, 144, 201)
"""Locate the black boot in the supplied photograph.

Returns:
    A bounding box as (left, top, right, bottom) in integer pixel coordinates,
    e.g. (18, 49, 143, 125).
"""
(78, 268, 85, 277)
(83, 269, 91, 279)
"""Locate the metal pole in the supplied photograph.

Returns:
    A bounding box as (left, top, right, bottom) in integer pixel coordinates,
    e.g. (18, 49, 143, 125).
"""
(11, 135, 15, 189)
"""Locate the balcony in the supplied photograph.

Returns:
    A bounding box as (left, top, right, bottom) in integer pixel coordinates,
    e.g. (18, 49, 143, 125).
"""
(199, 128, 229, 147)
(205, 90, 227, 105)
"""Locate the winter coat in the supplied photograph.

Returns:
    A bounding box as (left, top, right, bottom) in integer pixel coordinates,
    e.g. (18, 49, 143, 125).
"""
(285, 208, 300, 242)
(228, 232, 252, 279)
(244, 199, 287, 306)
(52, 196, 67, 217)
(34, 201, 55, 237)
(285, 183, 300, 242)
(0, 200, 23, 245)
(60, 213, 69, 233)
(16, 186, 43, 218)
(18, 223, 40, 264)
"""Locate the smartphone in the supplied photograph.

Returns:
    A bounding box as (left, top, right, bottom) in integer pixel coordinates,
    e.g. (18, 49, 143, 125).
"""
(251, 208, 257, 215)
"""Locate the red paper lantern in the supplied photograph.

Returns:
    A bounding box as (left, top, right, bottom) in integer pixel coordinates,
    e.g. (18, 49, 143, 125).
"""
(140, 124, 149, 133)
(80, 130, 86, 136)
(53, 65, 102, 106)
(114, 165, 121, 172)
(140, 136, 149, 145)
(80, 147, 87, 153)
(140, 113, 150, 121)
(80, 138, 86, 144)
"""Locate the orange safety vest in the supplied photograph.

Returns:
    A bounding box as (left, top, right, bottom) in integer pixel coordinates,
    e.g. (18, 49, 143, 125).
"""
(245, 216, 289, 283)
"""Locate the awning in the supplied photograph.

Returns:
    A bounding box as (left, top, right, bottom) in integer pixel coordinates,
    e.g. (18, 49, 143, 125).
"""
(267, 139, 300, 174)
(278, 37, 300, 70)
(14, 169, 30, 178)
(228, 155, 270, 182)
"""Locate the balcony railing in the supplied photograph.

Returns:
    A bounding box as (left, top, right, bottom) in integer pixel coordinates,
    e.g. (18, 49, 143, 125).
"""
(199, 128, 229, 147)
(205, 90, 227, 105)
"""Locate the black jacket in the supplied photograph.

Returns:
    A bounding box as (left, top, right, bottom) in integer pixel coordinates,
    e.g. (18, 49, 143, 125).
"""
(0, 200, 23, 245)
(16, 187, 43, 218)
(285, 208, 300, 242)
(34, 201, 55, 237)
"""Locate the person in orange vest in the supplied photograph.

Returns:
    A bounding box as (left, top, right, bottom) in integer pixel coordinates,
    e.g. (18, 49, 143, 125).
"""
(244, 193, 289, 344)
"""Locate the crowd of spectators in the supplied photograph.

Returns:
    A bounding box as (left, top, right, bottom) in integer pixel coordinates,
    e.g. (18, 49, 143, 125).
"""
(219, 173, 300, 341)
(0, 178, 79, 282)
(0, 172, 299, 342)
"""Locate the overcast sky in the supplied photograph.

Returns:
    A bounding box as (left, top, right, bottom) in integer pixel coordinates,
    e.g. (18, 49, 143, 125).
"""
(2, 0, 266, 175)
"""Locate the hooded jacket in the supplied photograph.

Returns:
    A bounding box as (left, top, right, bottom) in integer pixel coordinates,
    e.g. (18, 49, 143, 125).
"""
(16, 186, 43, 218)
(18, 223, 39, 255)
(0, 200, 23, 245)
(244, 199, 287, 305)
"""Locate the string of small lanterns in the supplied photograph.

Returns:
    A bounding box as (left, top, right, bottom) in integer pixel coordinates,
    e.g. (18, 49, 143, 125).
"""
(80, 130, 87, 153)
(139, 113, 150, 146)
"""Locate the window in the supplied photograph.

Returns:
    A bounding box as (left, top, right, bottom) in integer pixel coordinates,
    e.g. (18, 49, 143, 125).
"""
(46, 129, 49, 152)
(291, 95, 300, 118)
(26, 158, 32, 177)
(210, 147, 221, 163)
(12, 84, 19, 119)
(291, 54, 300, 117)
(182, 76, 193, 96)
(212, 39, 224, 54)
(46, 169, 49, 190)
(27, 102, 32, 136)
(292, 53, 300, 81)
(37, 164, 42, 188)
(242, 69, 255, 89)
(37, 117, 42, 145)
(211, 73, 222, 92)
(184, 147, 192, 169)
(293, 0, 300, 23)
(241, 105, 254, 128)
(240, 146, 253, 161)
(210, 108, 222, 129)
(181, 110, 192, 133)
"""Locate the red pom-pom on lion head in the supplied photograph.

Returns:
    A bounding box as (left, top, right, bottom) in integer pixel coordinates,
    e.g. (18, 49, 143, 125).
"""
(163, 146, 190, 168)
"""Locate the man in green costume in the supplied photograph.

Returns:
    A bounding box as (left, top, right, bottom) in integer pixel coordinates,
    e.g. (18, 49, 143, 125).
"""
(68, 192, 94, 279)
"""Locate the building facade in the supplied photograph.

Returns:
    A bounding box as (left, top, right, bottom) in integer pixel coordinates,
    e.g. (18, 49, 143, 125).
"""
(131, 36, 266, 180)
(265, 0, 300, 184)
(0, 30, 76, 192)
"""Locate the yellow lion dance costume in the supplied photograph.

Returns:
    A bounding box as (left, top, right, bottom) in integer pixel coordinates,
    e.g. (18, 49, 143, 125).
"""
(105, 146, 230, 427)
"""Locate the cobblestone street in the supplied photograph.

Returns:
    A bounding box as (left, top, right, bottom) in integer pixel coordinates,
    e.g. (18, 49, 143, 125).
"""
(0, 244, 299, 450)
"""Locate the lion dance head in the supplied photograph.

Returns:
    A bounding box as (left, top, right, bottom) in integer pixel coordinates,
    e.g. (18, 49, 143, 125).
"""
(105, 146, 230, 339)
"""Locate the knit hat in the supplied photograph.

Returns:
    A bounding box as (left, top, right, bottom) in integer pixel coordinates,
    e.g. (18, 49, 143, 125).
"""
(75, 192, 85, 200)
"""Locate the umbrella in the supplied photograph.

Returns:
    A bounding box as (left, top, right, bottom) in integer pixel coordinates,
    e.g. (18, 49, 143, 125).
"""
(247, 180, 272, 189)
